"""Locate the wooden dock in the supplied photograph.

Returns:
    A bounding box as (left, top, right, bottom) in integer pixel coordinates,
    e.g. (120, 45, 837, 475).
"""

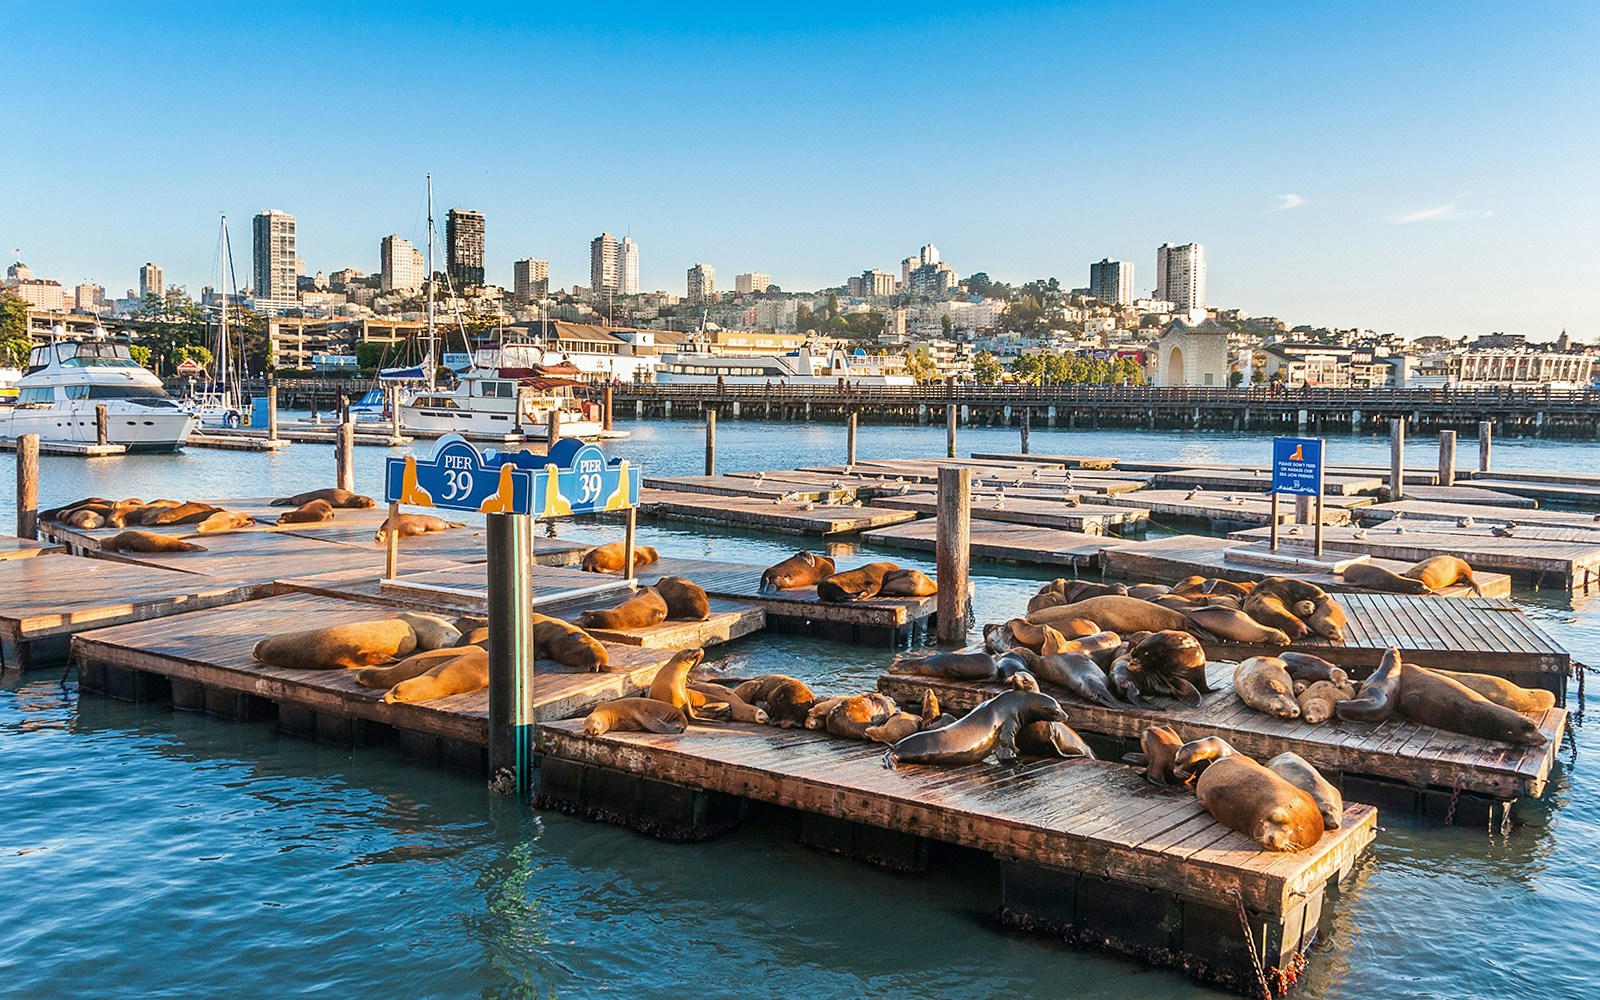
(971, 451, 1121, 470)
(1465, 477, 1600, 505)
(868, 494, 1147, 535)
(187, 433, 292, 451)
(638, 488, 918, 536)
(0, 438, 126, 456)
(1394, 485, 1538, 508)
(644, 474, 862, 503)
(861, 518, 1126, 569)
(535, 719, 1376, 994)
(1100, 534, 1514, 598)
(878, 667, 1564, 809)
(1353, 500, 1600, 531)
(0, 535, 63, 561)
(1101, 490, 1360, 528)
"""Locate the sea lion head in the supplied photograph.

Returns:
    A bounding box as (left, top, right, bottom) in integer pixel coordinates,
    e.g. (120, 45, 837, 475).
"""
(1256, 807, 1308, 853)
(1132, 630, 1206, 675)
(1139, 725, 1186, 786)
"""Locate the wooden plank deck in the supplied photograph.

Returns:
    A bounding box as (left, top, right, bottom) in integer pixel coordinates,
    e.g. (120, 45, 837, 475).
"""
(1396, 485, 1539, 508)
(869, 494, 1147, 535)
(1100, 534, 1513, 598)
(862, 518, 1126, 569)
(0, 536, 63, 560)
(1150, 469, 1385, 496)
(1354, 500, 1599, 530)
(878, 665, 1564, 801)
(274, 521, 589, 567)
(643, 474, 858, 503)
(971, 451, 1121, 470)
(1464, 478, 1600, 505)
(1101, 490, 1360, 528)
(637, 488, 919, 536)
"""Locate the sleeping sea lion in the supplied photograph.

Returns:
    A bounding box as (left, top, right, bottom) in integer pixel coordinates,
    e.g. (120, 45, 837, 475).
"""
(374, 513, 465, 543)
(1196, 754, 1325, 852)
(884, 690, 1068, 769)
(733, 674, 816, 727)
(269, 488, 376, 509)
(394, 612, 463, 650)
(804, 696, 849, 730)
(531, 614, 609, 671)
(580, 541, 660, 573)
(888, 651, 997, 680)
(1340, 562, 1432, 595)
(1125, 583, 1171, 601)
(759, 551, 835, 592)
(1173, 735, 1240, 780)
(1180, 605, 1291, 645)
(1398, 664, 1547, 745)
(686, 681, 768, 724)
(356, 647, 466, 688)
(1139, 724, 1188, 786)
(817, 562, 899, 602)
(384, 646, 489, 704)
(1241, 591, 1310, 640)
(583, 697, 688, 736)
(144, 502, 222, 526)
(1109, 655, 1149, 706)
(277, 499, 334, 525)
(826, 693, 898, 740)
(1015, 720, 1094, 759)
(124, 501, 186, 526)
(1233, 657, 1301, 719)
(194, 510, 256, 533)
(252, 618, 418, 670)
(1266, 752, 1343, 830)
(995, 648, 1041, 677)
(100, 530, 207, 554)
(865, 712, 924, 744)
(1279, 652, 1349, 688)
(1004, 671, 1040, 692)
(1303, 596, 1348, 642)
(1030, 596, 1190, 636)
(878, 568, 938, 597)
(39, 496, 110, 522)
(645, 648, 712, 719)
(1126, 629, 1210, 705)
(1041, 630, 1124, 668)
(654, 576, 711, 621)
(1403, 556, 1484, 597)
(64, 508, 106, 529)
(1296, 680, 1346, 724)
(983, 621, 1018, 654)
(1335, 647, 1403, 723)
(1202, 578, 1255, 599)
(1034, 652, 1124, 709)
(576, 587, 669, 630)
(1429, 669, 1555, 714)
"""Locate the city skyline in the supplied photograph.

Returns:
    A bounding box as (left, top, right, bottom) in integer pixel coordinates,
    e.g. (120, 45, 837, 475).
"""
(4, 3, 1597, 338)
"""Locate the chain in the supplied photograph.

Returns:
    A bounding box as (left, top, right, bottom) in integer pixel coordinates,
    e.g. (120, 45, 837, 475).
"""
(1443, 775, 1463, 826)
(1229, 888, 1273, 1000)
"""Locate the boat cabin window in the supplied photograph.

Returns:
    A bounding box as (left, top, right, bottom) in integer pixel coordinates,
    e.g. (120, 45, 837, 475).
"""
(17, 387, 54, 405)
(477, 381, 516, 399)
(414, 396, 459, 409)
(57, 343, 140, 368)
(63, 385, 172, 400)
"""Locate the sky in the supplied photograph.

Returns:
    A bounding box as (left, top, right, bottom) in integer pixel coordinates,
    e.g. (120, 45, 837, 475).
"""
(3, 1, 1597, 339)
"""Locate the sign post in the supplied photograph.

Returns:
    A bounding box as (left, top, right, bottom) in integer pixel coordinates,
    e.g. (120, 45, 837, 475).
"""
(1270, 436, 1325, 557)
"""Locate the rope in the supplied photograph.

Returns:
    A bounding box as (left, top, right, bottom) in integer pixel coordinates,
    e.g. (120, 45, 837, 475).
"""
(1229, 888, 1273, 1000)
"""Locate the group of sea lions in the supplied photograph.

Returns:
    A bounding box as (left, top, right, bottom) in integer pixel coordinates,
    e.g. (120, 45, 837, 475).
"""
(1027, 575, 1349, 647)
(757, 551, 938, 602)
(575, 577, 711, 629)
(1341, 555, 1483, 596)
(39, 495, 267, 553)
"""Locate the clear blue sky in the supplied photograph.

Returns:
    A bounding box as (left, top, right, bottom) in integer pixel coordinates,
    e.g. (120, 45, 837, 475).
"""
(5, 2, 1596, 338)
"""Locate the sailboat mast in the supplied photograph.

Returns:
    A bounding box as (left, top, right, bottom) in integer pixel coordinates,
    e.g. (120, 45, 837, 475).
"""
(218, 215, 231, 405)
(426, 174, 436, 391)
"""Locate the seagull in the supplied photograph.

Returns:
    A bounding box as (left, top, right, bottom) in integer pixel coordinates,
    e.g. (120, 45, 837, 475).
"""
(1492, 522, 1516, 537)
(896, 484, 912, 495)
(995, 498, 1007, 510)
(1457, 516, 1475, 528)
(753, 471, 765, 481)
(1288, 526, 1302, 536)
(799, 501, 815, 511)
(848, 499, 863, 508)
(1394, 522, 1406, 534)
(1184, 488, 1201, 501)
(1353, 528, 1368, 539)
(1223, 494, 1237, 503)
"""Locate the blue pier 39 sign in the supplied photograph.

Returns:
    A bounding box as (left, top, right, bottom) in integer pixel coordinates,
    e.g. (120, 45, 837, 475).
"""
(1271, 437, 1324, 496)
(384, 434, 640, 518)
(494, 438, 640, 517)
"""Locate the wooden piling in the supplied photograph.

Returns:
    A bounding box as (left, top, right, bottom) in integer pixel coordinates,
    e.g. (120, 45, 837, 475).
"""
(336, 419, 355, 492)
(1389, 419, 1405, 500)
(936, 466, 971, 645)
(15, 434, 39, 540)
(95, 404, 108, 446)
(1439, 430, 1457, 488)
(384, 501, 400, 579)
(1295, 495, 1312, 524)
(547, 407, 562, 447)
(388, 385, 403, 445)
(603, 384, 614, 432)
(266, 382, 279, 442)
(846, 411, 858, 466)
(946, 404, 957, 459)
(705, 409, 717, 476)
(1020, 407, 1031, 454)
(1479, 421, 1493, 473)
(486, 512, 537, 794)
(622, 507, 638, 581)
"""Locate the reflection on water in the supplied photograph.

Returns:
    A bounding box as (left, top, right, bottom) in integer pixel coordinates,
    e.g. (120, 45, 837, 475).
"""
(2, 419, 1600, 998)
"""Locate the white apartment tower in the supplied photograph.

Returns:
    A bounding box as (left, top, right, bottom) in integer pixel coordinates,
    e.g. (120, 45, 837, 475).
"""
(919, 243, 940, 266)
(618, 236, 639, 295)
(687, 263, 716, 303)
(379, 235, 426, 293)
(1089, 258, 1135, 306)
(590, 232, 619, 294)
(735, 272, 770, 294)
(251, 209, 299, 307)
(139, 262, 163, 299)
(514, 258, 550, 303)
(1155, 243, 1206, 312)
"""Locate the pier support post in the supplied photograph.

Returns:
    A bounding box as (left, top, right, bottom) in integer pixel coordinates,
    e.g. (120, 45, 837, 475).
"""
(622, 507, 637, 581)
(603, 384, 614, 432)
(95, 404, 108, 446)
(486, 512, 537, 795)
(15, 434, 38, 540)
(1478, 421, 1492, 473)
(936, 466, 971, 646)
(1020, 407, 1031, 454)
(384, 501, 400, 580)
(846, 411, 858, 466)
(267, 382, 279, 443)
(1047, 404, 1056, 428)
(336, 419, 356, 492)
(1295, 496, 1312, 524)
(946, 404, 957, 458)
(1438, 430, 1457, 488)
(388, 385, 403, 446)
(705, 408, 717, 476)
(1389, 419, 1405, 500)
(547, 407, 562, 448)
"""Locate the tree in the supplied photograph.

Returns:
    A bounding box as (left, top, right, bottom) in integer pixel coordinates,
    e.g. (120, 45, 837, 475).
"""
(972, 349, 1003, 384)
(903, 346, 940, 383)
(355, 342, 389, 370)
(0, 288, 28, 342)
(1011, 353, 1044, 385)
(175, 344, 213, 368)
(940, 313, 953, 337)
(128, 344, 153, 369)
(795, 303, 816, 333)
(966, 272, 994, 297)
(1002, 295, 1046, 334)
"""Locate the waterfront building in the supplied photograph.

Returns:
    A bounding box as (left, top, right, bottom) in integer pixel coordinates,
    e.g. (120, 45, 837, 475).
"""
(1089, 258, 1134, 305)
(251, 210, 299, 311)
(687, 262, 716, 303)
(1410, 348, 1593, 390)
(735, 272, 770, 295)
(1154, 314, 1229, 386)
(590, 232, 620, 294)
(446, 209, 486, 288)
(138, 262, 163, 299)
(1155, 242, 1206, 311)
(618, 237, 639, 295)
(379, 235, 426, 293)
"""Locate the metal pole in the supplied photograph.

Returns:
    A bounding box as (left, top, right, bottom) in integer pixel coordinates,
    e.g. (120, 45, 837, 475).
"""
(384, 500, 400, 580)
(846, 411, 857, 466)
(1438, 429, 1457, 488)
(337, 419, 355, 492)
(1020, 407, 1030, 455)
(946, 404, 957, 459)
(936, 466, 971, 645)
(267, 381, 279, 442)
(95, 404, 108, 446)
(1478, 420, 1492, 473)
(1389, 418, 1405, 500)
(705, 408, 717, 476)
(1269, 493, 1279, 552)
(602, 384, 614, 432)
(622, 506, 637, 581)
(16, 434, 39, 540)
(486, 512, 536, 795)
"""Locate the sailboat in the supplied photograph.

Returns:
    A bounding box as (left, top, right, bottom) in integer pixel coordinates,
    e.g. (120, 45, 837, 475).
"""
(184, 216, 246, 428)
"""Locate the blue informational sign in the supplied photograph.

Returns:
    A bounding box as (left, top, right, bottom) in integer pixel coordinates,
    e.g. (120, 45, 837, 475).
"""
(1271, 437, 1324, 496)
(488, 438, 640, 517)
(385, 434, 536, 515)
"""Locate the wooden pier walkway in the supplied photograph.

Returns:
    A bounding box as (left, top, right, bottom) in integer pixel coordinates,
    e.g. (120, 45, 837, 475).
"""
(1150, 469, 1385, 496)
(0, 535, 62, 561)
(1353, 501, 1600, 532)
(1396, 485, 1538, 508)
(638, 488, 918, 536)
(861, 519, 1126, 569)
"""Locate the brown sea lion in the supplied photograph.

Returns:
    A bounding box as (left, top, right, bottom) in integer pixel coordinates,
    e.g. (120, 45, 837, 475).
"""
(817, 561, 899, 602)
(1233, 656, 1301, 719)
(733, 674, 816, 727)
(1196, 754, 1325, 852)
(1016, 720, 1094, 759)
(758, 551, 835, 592)
(884, 690, 1068, 769)
(1034, 652, 1124, 709)
(1179, 606, 1291, 646)
(580, 542, 660, 573)
(394, 612, 463, 651)
(653, 576, 711, 621)
(645, 648, 711, 718)
(1430, 669, 1555, 714)
(1109, 655, 1149, 706)
(103, 499, 153, 528)
(356, 647, 466, 688)
(1266, 752, 1343, 830)
(826, 693, 898, 740)
(1303, 596, 1348, 642)
(374, 513, 465, 543)
(1030, 596, 1190, 635)
(687, 681, 768, 724)
(1173, 735, 1240, 780)
(1250, 576, 1327, 605)
(124, 500, 186, 526)
(531, 614, 609, 671)
(1127, 629, 1210, 705)
(995, 648, 1041, 677)
(918, 689, 945, 727)
(1340, 562, 1432, 595)
(269, 488, 376, 509)
(1046, 630, 1125, 668)
(804, 696, 850, 730)
(1202, 578, 1255, 599)
(277, 499, 334, 525)
(384, 646, 489, 704)
(1241, 592, 1310, 640)
(583, 697, 688, 736)
(1170, 576, 1208, 596)
(576, 588, 669, 630)
(1280, 652, 1349, 688)
(39, 496, 110, 522)
(1335, 647, 1403, 723)
(1399, 664, 1547, 745)
(194, 510, 256, 533)
(100, 530, 207, 554)
(147, 502, 224, 526)
(878, 567, 938, 597)
(1027, 579, 1128, 614)
(865, 711, 924, 744)
(1139, 724, 1189, 786)
(1125, 583, 1171, 601)
(889, 651, 997, 680)
(64, 508, 107, 529)
(1296, 680, 1346, 724)
(252, 618, 418, 670)
(1403, 555, 1484, 597)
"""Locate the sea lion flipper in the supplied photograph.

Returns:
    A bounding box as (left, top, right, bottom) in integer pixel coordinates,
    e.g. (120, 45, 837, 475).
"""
(1122, 751, 1149, 766)
(1168, 677, 1204, 709)
(638, 714, 688, 734)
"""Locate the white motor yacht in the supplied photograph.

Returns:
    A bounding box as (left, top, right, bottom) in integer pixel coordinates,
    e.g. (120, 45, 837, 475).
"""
(399, 355, 604, 439)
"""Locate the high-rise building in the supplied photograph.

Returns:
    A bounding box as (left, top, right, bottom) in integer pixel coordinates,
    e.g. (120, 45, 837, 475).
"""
(919, 244, 940, 267)
(379, 235, 426, 293)
(139, 262, 163, 299)
(900, 256, 918, 288)
(618, 236, 639, 295)
(908, 261, 958, 298)
(735, 272, 770, 294)
(1089, 258, 1135, 306)
(1155, 243, 1206, 312)
(513, 258, 550, 303)
(590, 232, 619, 294)
(859, 269, 896, 297)
(251, 210, 298, 308)
(687, 263, 716, 303)
(446, 209, 486, 288)
(74, 282, 104, 311)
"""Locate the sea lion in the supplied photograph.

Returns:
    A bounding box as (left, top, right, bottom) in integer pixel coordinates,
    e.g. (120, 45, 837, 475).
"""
(758, 551, 835, 592)
(576, 587, 669, 630)
(39, 496, 110, 522)
(687, 681, 768, 724)
(1109, 655, 1149, 706)
(917, 689, 945, 728)
(1202, 578, 1255, 599)
(64, 508, 106, 529)
(194, 510, 256, 533)
(1127, 629, 1210, 705)
(1170, 575, 1208, 596)
(1016, 720, 1094, 759)
(583, 697, 689, 736)
(817, 561, 899, 602)
(1266, 752, 1343, 830)
(1180, 606, 1291, 646)
(826, 693, 898, 740)
(804, 696, 849, 730)
(878, 568, 938, 597)
(1398, 664, 1547, 745)
(269, 488, 376, 509)
(1300, 596, 1347, 641)
(1430, 669, 1556, 714)
(277, 499, 334, 525)
(144, 502, 222, 526)
(983, 621, 1019, 654)
(1340, 562, 1432, 595)
(1241, 592, 1310, 640)
(1034, 652, 1124, 709)
(394, 612, 463, 651)
(356, 647, 466, 688)
(1195, 755, 1325, 852)
(1003, 618, 1052, 652)
(373, 513, 465, 543)
(1335, 647, 1403, 723)
(1004, 671, 1041, 692)
(654, 576, 711, 621)
(1296, 680, 1346, 724)
(1250, 577, 1327, 604)
(580, 541, 659, 573)
(1126, 583, 1171, 601)
(1173, 735, 1240, 780)
(531, 614, 609, 671)
(99, 530, 207, 554)
(1030, 596, 1190, 636)
(645, 648, 712, 719)
(1233, 657, 1301, 719)
(888, 651, 997, 680)
(733, 674, 816, 727)
(384, 646, 489, 703)
(1403, 555, 1484, 597)
(865, 712, 924, 744)
(1026, 579, 1128, 614)
(1279, 652, 1349, 688)
(252, 618, 418, 670)
(884, 690, 1068, 769)
(995, 648, 1041, 678)
(124, 501, 186, 526)
(1139, 724, 1188, 786)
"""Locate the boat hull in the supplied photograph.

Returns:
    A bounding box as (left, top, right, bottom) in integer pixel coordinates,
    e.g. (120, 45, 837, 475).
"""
(1, 402, 198, 450)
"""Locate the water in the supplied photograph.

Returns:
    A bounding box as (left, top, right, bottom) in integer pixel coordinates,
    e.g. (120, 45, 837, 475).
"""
(3, 420, 1598, 998)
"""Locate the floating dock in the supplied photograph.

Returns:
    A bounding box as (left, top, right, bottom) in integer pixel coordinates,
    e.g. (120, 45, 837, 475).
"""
(1353, 500, 1600, 531)
(0, 438, 126, 456)
(1150, 469, 1385, 496)
(0, 535, 62, 561)
(868, 494, 1148, 536)
(1101, 490, 1361, 529)
(637, 488, 919, 536)
(862, 518, 1126, 569)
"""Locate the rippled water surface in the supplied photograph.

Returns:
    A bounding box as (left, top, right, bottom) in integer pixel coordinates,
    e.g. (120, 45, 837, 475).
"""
(2, 420, 1598, 998)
